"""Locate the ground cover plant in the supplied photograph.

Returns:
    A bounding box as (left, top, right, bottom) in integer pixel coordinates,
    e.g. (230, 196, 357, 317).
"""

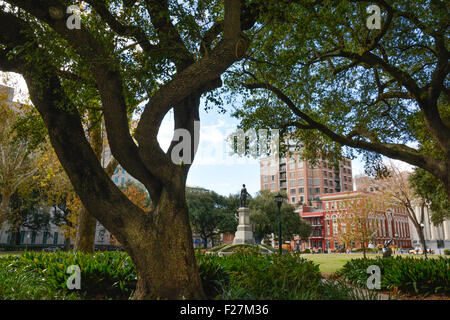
(0, 249, 386, 300)
(338, 256, 450, 296)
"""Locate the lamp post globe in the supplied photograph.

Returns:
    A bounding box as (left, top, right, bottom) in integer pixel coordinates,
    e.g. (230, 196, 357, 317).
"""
(275, 193, 283, 255)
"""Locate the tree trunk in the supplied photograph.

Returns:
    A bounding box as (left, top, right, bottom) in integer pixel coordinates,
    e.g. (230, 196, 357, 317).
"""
(74, 113, 103, 253)
(74, 206, 96, 253)
(362, 242, 366, 259)
(64, 236, 71, 251)
(0, 192, 11, 227)
(203, 236, 208, 249)
(130, 191, 205, 299)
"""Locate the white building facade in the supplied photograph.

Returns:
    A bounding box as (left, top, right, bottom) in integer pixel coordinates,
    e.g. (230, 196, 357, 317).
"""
(408, 205, 450, 252)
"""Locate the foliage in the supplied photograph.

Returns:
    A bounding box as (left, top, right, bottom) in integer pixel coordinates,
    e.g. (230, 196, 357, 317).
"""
(195, 252, 230, 299)
(0, 251, 137, 299)
(0, 92, 41, 225)
(186, 187, 238, 247)
(225, 0, 450, 193)
(336, 193, 387, 257)
(409, 168, 450, 225)
(0, 263, 79, 300)
(207, 247, 323, 300)
(248, 190, 311, 243)
(444, 249, 450, 256)
(340, 256, 450, 295)
(0, 250, 388, 300)
(120, 181, 151, 212)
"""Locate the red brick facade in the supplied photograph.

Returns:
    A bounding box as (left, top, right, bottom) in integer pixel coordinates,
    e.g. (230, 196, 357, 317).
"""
(292, 191, 412, 252)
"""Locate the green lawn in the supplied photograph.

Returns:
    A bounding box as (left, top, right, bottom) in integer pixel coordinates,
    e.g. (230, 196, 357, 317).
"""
(0, 251, 22, 257)
(300, 253, 440, 274)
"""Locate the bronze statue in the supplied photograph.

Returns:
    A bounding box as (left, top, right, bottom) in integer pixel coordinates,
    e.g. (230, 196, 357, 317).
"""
(240, 184, 251, 207)
(382, 239, 393, 258)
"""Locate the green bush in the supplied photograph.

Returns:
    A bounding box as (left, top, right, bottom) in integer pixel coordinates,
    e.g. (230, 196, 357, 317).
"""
(0, 251, 136, 299)
(339, 256, 450, 295)
(195, 252, 229, 299)
(444, 249, 450, 256)
(0, 264, 80, 300)
(302, 249, 311, 253)
(218, 247, 322, 299)
(351, 248, 379, 253)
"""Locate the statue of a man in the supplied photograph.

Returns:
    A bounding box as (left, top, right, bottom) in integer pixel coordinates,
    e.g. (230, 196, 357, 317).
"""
(240, 184, 251, 207)
(382, 239, 393, 258)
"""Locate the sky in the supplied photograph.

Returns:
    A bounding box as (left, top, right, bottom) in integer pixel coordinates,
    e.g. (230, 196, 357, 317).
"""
(2, 72, 411, 197)
(157, 99, 371, 197)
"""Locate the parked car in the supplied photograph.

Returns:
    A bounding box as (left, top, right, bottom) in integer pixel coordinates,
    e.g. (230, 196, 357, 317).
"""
(409, 247, 435, 254)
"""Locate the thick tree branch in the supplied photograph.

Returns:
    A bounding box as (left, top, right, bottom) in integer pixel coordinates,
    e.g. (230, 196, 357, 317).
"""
(243, 81, 447, 181)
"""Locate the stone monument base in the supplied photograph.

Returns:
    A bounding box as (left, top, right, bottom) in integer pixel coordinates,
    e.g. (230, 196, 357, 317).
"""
(233, 207, 254, 245)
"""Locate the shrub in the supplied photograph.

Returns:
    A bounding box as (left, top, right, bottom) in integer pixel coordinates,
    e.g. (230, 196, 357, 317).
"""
(340, 256, 450, 295)
(444, 249, 450, 256)
(0, 251, 136, 299)
(302, 249, 311, 253)
(351, 248, 379, 253)
(195, 252, 229, 299)
(218, 248, 322, 299)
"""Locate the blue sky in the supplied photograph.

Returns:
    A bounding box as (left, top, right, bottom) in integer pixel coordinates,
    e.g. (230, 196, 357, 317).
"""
(157, 99, 369, 197)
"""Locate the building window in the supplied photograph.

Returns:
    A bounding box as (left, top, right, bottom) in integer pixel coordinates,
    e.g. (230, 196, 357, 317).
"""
(263, 176, 268, 182)
(324, 188, 328, 193)
(298, 187, 304, 193)
(53, 232, 59, 245)
(291, 197, 296, 203)
(298, 179, 304, 185)
(270, 183, 275, 189)
(271, 175, 275, 181)
(314, 187, 320, 194)
(332, 215, 338, 235)
(290, 188, 296, 195)
(299, 196, 304, 203)
(114, 177, 118, 183)
(31, 232, 36, 244)
(263, 184, 268, 190)
(290, 179, 296, 186)
(313, 178, 320, 185)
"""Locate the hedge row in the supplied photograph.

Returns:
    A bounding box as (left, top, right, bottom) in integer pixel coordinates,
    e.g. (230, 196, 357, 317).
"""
(339, 256, 450, 295)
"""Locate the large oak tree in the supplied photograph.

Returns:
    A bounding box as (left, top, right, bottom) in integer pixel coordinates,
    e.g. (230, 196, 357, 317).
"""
(227, 0, 449, 197)
(0, 0, 263, 299)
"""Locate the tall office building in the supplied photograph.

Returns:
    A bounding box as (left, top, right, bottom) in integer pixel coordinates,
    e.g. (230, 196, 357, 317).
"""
(260, 151, 354, 205)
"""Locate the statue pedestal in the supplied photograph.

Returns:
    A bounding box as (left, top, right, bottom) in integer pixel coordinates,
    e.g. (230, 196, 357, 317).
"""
(233, 207, 254, 245)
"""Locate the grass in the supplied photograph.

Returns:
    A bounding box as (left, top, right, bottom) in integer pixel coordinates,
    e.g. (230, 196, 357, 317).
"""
(0, 251, 22, 257)
(300, 253, 440, 274)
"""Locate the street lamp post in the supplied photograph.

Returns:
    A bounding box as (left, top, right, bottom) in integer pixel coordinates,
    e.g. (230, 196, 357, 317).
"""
(420, 223, 428, 260)
(394, 233, 398, 255)
(275, 192, 283, 255)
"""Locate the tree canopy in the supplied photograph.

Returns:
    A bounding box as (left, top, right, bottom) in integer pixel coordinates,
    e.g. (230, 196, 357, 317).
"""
(186, 187, 238, 247)
(225, 0, 449, 197)
(248, 190, 311, 243)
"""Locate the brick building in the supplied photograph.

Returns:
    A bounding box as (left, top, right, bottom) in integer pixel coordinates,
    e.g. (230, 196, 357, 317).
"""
(294, 191, 412, 252)
(260, 152, 354, 205)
